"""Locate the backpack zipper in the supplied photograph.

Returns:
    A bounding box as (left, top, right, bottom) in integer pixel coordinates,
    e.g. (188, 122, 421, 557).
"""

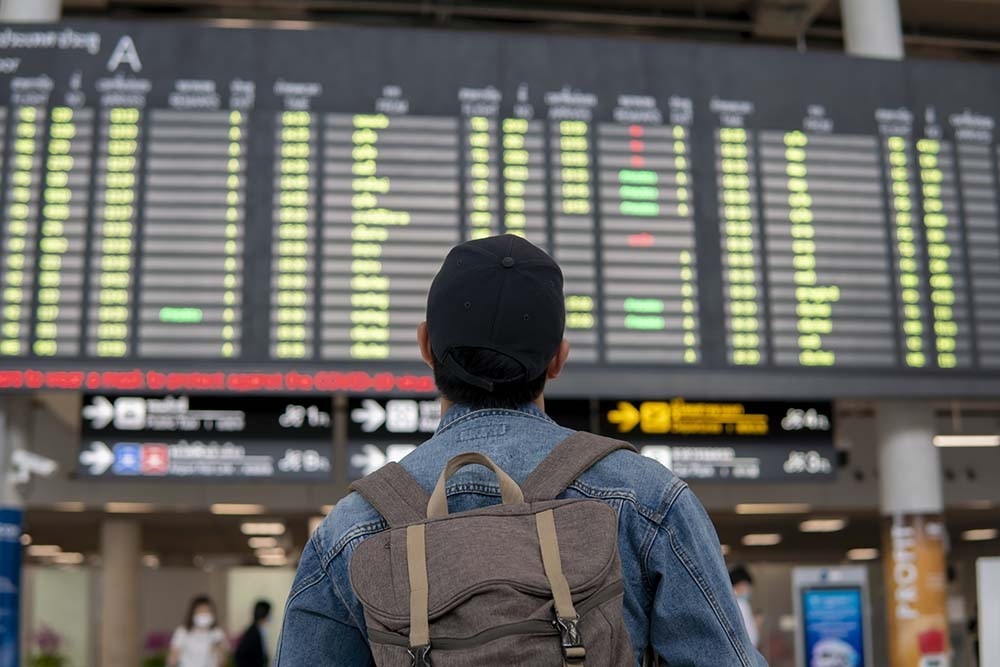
(368, 579, 625, 650)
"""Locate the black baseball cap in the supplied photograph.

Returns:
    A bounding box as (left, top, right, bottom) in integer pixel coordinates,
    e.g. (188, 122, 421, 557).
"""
(426, 234, 565, 392)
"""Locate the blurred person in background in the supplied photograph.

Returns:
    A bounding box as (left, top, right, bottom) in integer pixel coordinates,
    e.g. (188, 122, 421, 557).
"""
(234, 600, 272, 667)
(730, 565, 760, 649)
(168, 595, 228, 667)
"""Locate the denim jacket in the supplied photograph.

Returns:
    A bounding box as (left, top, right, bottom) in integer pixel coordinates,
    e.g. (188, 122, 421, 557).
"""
(278, 403, 767, 666)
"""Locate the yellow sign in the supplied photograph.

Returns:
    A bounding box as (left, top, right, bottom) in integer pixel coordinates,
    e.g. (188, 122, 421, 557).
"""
(606, 399, 769, 436)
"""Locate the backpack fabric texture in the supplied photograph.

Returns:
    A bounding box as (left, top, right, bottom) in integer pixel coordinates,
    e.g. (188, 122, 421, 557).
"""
(349, 431, 638, 666)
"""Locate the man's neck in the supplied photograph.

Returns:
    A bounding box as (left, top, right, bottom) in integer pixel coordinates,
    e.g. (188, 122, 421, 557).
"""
(439, 395, 545, 415)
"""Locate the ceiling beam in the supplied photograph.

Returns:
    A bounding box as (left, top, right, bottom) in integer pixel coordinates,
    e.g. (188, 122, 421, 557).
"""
(753, 0, 831, 39)
(72, 0, 753, 33)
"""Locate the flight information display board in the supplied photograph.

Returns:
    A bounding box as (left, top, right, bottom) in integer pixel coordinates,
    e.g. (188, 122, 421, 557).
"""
(0, 22, 998, 397)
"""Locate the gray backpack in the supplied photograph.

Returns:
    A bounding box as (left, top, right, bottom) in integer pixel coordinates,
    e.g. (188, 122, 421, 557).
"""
(349, 432, 638, 666)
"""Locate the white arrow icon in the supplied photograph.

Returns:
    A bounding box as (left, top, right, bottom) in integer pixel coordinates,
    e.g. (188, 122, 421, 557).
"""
(79, 442, 115, 475)
(351, 444, 387, 476)
(351, 399, 386, 433)
(82, 396, 114, 430)
(350, 444, 416, 477)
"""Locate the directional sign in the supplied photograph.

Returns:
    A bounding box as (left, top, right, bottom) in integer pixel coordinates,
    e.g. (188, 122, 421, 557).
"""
(346, 397, 437, 480)
(346, 399, 593, 479)
(347, 443, 419, 480)
(351, 399, 387, 433)
(348, 398, 440, 437)
(607, 402, 641, 433)
(79, 442, 115, 475)
(80, 439, 332, 479)
(600, 398, 836, 482)
(111, 444, 142, 476)
(78, 395, 334, 480)
(347, 398, 592, 441)
(82, 396, 114, 430)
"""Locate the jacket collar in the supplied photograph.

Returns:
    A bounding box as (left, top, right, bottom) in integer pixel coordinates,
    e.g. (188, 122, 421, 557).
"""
(436, 402, 552, 433)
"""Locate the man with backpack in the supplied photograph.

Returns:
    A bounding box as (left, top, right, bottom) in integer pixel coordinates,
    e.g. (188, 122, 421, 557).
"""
(278, 235, 767, 666)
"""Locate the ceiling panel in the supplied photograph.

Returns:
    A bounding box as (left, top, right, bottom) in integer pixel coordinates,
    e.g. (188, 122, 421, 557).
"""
(55, 0, 1000, 58)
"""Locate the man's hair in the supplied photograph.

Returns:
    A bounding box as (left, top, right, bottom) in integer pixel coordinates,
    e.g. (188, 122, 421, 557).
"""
(729, 565, 754, 587)
(253, 600, 272, 622)
(433, 347, 547, 410)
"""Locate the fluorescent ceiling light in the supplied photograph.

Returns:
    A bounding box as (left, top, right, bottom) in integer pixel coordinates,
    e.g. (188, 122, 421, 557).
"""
(211, 504, 265, 516)
(736, 503, 811, 515)
(742, 533, 782, 546)
(209, 18, 258, 29)
(241, 522, 285, 536)
(800, 518, 848, 533)
(105, 502, 154, 514)
(962, 528, 999, 542)
(51, 552, 84, 565)
(720, 544, 731, 556)
(20, 534, 31, 546)
(847, 548, 879, 561)
(959, 500, 994, 511)
(52, 502, 85, 512)
(248, 537, 278, 549)
(933, 435, 1000, 448)
(258, 555, 288, 566)
(27, 544, 62, 557)
(255, 547, 286, 557)
(142, 554, 161, 568)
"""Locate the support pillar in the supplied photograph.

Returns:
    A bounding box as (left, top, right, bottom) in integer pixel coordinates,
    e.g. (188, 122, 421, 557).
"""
(876, 402, 950, 666)
(100, 519, 140, 667)
(0, 0, 61, 22)
(840, 0, 904, 60)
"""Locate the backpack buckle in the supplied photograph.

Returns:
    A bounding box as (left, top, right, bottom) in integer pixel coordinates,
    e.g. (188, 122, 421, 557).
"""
(554, 616, 585, 663)
(408, 645, 432, 667)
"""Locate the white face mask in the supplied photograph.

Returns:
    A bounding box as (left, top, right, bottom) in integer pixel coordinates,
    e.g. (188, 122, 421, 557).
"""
(193, 613, 214, 629)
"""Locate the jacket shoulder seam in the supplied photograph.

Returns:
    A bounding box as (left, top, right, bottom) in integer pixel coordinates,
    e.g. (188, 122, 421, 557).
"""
(568, 478, 672, 524)
(328, 519, 387, 565)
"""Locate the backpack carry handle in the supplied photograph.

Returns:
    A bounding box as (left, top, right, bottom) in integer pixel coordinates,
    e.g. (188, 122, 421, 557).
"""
(427, 452, 524, 518)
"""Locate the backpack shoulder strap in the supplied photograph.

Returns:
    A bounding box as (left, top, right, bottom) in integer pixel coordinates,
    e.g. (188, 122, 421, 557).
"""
(521, 431, 638, 502)
(348, 462, 431, 527)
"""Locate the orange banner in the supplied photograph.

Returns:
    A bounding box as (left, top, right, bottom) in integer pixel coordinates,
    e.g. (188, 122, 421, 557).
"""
(883, 514, 950, 667)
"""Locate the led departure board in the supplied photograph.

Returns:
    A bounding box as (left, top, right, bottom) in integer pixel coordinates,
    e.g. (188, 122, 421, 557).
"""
(0, 22, 1000, 398)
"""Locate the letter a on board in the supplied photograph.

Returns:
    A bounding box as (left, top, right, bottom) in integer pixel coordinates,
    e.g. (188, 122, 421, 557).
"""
(107, 36, 142, 73)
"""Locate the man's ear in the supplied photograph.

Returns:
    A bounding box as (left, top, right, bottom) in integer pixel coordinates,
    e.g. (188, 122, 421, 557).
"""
(546, 339, 570, 380)
(417, 322, 434, 369)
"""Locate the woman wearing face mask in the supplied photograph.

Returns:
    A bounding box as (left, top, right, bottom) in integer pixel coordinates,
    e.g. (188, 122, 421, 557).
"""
(168, 595, 228, 667)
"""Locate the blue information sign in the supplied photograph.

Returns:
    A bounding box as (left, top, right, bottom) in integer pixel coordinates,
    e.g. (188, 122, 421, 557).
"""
(0, 508, 22, 667)
(802, 587, 867, 667)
